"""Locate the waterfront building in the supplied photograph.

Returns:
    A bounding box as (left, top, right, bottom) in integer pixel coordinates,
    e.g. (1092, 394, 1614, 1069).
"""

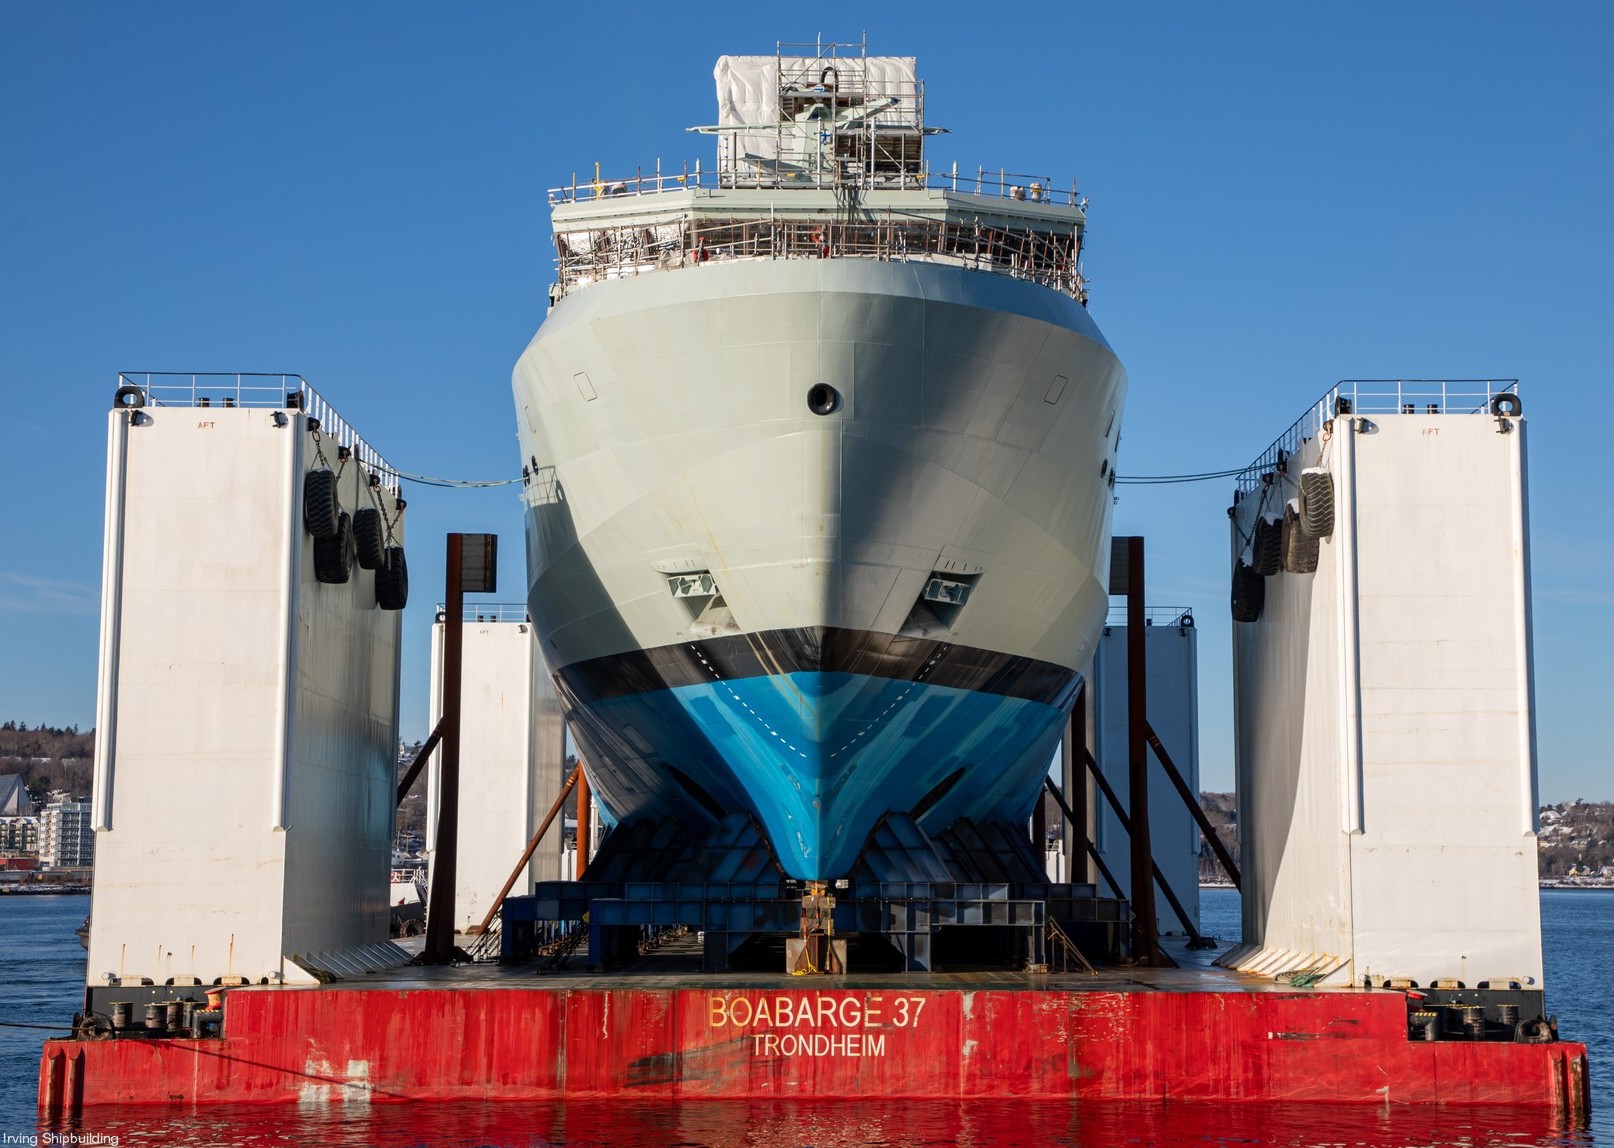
(0, 774, 33, 816)
(0, 815, 40, 856)
(40, 800, 93, 868)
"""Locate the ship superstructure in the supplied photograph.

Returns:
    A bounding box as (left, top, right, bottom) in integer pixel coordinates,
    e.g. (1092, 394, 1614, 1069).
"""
(513, 42, 1127, 879)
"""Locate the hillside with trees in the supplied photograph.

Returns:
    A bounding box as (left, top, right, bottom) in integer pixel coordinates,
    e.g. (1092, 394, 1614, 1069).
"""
(1537, 800, 1614, 879)
(396, 739, 427, 853)
(1197, 792, 1614, 885)
(4, 725, 1612, 884)
(0, 721, 94, 805)
(1197, 791, 1238, 885)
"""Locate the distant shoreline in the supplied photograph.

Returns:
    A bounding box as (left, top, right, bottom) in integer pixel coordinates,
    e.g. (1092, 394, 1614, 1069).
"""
(1200, 881, 1614, 892)
(8, 881, 1612, 899)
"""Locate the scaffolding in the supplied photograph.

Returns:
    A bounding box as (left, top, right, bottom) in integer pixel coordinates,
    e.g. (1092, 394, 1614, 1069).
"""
(554, 212, 1085, 298)
(545, 40, 1091, 303)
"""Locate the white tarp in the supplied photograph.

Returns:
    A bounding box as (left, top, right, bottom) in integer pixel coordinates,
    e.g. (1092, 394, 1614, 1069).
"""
(713, 54, 919, 172)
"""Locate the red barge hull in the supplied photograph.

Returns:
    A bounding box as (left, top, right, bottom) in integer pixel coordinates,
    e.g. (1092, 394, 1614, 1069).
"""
(39, 985, 1591, 1113)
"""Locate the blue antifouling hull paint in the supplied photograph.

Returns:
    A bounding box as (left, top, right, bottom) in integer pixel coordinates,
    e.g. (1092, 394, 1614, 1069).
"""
(575, 671, 1068, 877)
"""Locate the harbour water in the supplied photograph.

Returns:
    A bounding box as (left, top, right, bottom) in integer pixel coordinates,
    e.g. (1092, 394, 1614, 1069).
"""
(2, 889, 1606, 1145)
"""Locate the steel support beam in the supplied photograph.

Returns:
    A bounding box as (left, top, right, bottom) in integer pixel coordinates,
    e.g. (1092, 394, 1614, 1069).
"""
(473, 764, 582, 936)
(1071, 684, 1089, 884)
(1030, 777, 1047, 861)
(1147, 721, 1240, 889)
(1082, 749, 1197, 955)
(575, 767, 592, 879)
(1122, 536, 1165, 965)
(395, 718, 445, 807)
(423, 534, 465, 965)
(1043, 775, 1124, 899)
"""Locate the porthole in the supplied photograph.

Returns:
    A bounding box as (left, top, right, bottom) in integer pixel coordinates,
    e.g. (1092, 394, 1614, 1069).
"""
(807, 384, 841, 416)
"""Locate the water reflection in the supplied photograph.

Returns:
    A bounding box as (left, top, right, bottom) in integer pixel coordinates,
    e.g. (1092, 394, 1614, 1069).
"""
(38, 1098, 1591, 1148)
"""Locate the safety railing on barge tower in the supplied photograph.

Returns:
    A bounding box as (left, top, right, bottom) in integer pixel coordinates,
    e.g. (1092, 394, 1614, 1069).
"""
(1235, 378, 1521, 497)
(115, 371, 401, 489)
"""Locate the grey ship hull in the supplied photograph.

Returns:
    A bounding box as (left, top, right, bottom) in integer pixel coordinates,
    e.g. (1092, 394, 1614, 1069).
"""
(514, 257, 1125, 878)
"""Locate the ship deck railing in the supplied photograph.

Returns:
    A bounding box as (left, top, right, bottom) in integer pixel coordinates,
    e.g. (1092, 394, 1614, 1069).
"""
(1104, 605, 1196, 630)
(433, 603, 531, 624)
(115, 371, 402, 488)
(554, 212, 1087, 301)
(1234, 379, 1521, 497)
(548, 164, 1081, 207)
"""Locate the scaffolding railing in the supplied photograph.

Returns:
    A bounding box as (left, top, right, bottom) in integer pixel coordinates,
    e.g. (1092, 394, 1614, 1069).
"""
(549, 162, 1080, 205)
(554, 213, 1086, 300)
(1103, 606, 1196, 629)
(116, 371, 401, 488)
(1235, 379, 1521, 497)
(433, 603, 531, 625)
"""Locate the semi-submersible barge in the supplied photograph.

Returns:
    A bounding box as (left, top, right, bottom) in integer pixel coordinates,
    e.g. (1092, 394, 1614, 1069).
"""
(40, 42, 1589, 1118)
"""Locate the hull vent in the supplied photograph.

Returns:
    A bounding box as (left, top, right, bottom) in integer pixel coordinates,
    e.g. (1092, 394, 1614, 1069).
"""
(900, 570, 981, 635)
(669, 570, 740, 636)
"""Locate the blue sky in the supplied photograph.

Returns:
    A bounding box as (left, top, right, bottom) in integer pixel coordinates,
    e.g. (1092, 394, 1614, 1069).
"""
(1, 4, 1609, 801)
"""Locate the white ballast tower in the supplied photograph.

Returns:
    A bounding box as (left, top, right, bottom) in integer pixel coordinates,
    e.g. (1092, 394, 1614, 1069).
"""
(1090, 609, 1202, 936)
(1222, 380, 1540, 988)
(87, 374, 408, 992)
(426, 606, 567, 932)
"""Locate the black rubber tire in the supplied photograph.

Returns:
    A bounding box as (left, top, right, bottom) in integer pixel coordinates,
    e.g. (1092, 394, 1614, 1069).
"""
(1300, 470, 1335, 539)
(353, 507, 386, 570)
(1283, 504, 1320, 574)
(314, 512, 353, 584)
(1231, 560, 1265, 623)
(376, 546, 409, 610)
(304, 469, 341, 539)
(1252, 516, 1283, 576)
